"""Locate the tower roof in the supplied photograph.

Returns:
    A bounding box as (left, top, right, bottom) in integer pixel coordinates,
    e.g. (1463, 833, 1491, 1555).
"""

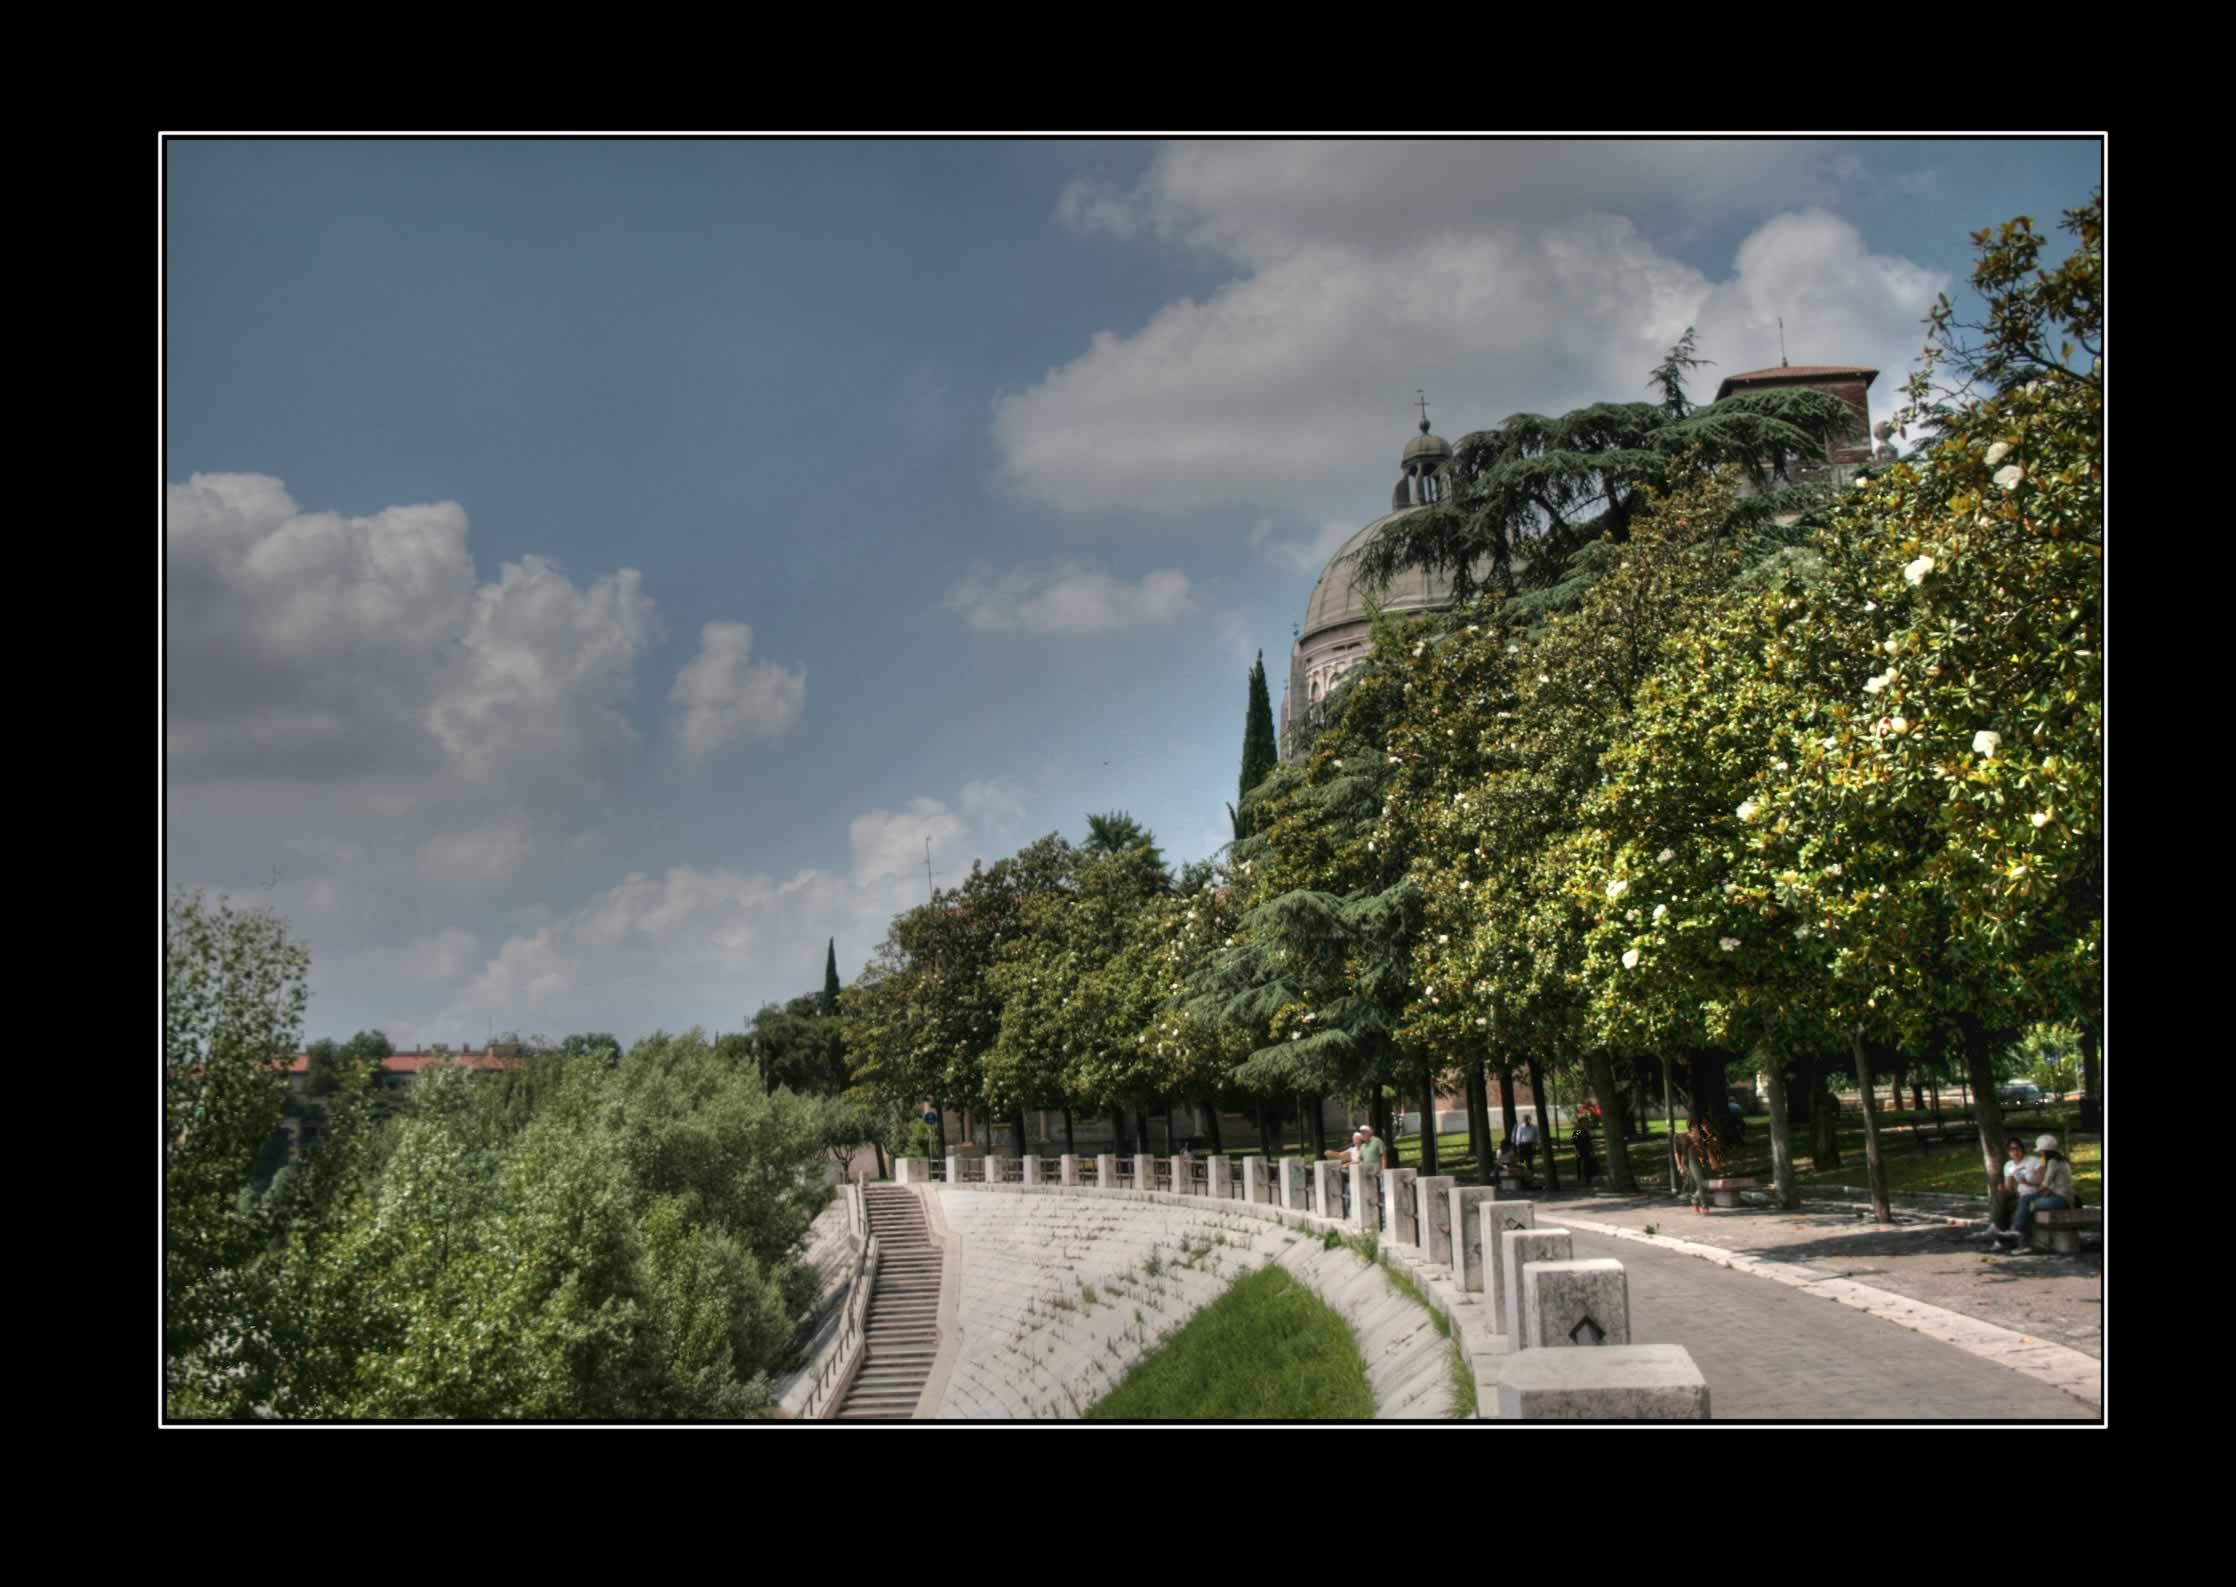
(1713, 365, 1877, 402)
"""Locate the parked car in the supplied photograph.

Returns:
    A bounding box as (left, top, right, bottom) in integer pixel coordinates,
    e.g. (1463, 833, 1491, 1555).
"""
(1997, 1081, 2046, 1108)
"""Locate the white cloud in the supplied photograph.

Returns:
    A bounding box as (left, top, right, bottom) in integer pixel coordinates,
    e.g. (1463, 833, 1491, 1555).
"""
(960, 780, 1027, 831)
(419, 815, 536, 884)
(669, 621, 807, 769)
(944, 563, 1191, 635)
(167, 473, 657, 793)
(1003, 145, 1948, 525)
(850, 797, 965, 886)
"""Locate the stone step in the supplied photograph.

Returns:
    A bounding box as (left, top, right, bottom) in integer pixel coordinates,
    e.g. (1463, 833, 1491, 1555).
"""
(842, 1393, 924, 1410)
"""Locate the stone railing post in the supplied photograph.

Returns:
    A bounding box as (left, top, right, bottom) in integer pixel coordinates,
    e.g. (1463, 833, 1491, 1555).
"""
(1208, 1157, 1231, 1198)
(1383, 1167, 1418, 1247)
(1242, 1157, 1266, 1205)
(1021, 1156, 1041, 1186)
(1164, 1155, 1184, 1195)
(893, 1157, 926, 1186)
(1060, 1154, 1079, 1186)
(1498, 1225, 1568, 1345)
(1096, 1153, 1116, 1189)
(1350, 1164, 1379, 1230)
(1520, 1259, 1631, 1350)
(1479, 1201, 1538, 1334)
(1312, 1161, 1340, 1220)
(1450, 1186, 1498, 1291)
(1496, 1344, 1708, 1420)
(1279, 1157, 1307, 1211)
(945, 1153, 963, 1186)
(1416, 1175, 1457, 1265)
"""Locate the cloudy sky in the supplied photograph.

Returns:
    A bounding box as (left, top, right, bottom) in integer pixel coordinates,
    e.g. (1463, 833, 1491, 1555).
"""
(163, 137, 2102, 1046)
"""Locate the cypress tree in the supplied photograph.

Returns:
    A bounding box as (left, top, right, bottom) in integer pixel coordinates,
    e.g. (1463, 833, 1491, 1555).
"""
(1232, 651, 1279, 840)
(822, 938, 841, 1017)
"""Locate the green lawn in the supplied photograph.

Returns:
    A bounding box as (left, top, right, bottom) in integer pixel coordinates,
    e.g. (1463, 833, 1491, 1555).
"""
(1085, 1263, 1374, 1420)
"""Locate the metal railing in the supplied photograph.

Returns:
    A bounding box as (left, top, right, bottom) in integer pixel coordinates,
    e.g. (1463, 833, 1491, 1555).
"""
(1115, 1156, 1136, 1189)
(1188, 1159, 1210, 1195)
(1039, 1157, 1064, 1183)
(1001, 1157, 1025, 1184)
(800, 1232, 880, 1420)
(928, 1156, 947, 1182)
(1151, 1159, 1174, 1192)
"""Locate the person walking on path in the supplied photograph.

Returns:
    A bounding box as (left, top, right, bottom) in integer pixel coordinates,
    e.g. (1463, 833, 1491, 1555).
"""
(1677, 1123, 1716, 1213)
(1515, 1112, 1541, 1177)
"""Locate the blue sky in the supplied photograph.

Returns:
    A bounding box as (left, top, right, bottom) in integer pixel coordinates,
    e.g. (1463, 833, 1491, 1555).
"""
(163, 137, 2103, 1045)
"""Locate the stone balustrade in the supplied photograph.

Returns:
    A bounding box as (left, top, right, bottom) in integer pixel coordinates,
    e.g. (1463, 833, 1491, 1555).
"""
(886, 1157, 1709, 1420)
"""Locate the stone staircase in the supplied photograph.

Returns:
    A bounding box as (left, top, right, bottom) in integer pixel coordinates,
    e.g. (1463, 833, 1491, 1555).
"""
(834, 1185, 943, 1420)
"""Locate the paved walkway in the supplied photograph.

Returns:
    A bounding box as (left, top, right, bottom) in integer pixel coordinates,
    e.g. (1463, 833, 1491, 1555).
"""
(1555, 1223, 2096, 1419)
(1538, 1187, 2101, 1360)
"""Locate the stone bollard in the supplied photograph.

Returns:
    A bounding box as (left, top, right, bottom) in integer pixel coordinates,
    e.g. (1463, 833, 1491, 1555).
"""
(1242, 1157, 1266, 1205)
(1279, 1158, 1308, 1212)
(1209, 1157, 1231, 1199)
(984, 1155, 1007, 1186)
(1383, 1167, 1419, 1247)
(1021, 1156, 1041, 1186)
(894, 1157, 926, 1185)
(1521, 1258, 1631, 1350)
(1313, 1161, 1341, 1220)
(1416, 1175, 1458, 1266)
(1450, 1186, 1499, 1292)
(1498, 1224, 1568, 1344)
(946, 1153, 963, 1186)
(1496, 1343, 1709, 1420)
(1168, 1156, 1189, 1196)
(1096, 1153, 1116, 1189)
(1341, 1162, 1377, 1233)
(1060, 1154, 1079, 1187)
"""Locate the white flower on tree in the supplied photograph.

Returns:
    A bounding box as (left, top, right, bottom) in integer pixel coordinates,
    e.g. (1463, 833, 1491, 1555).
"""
(1621, 949, 1641, 970)
(1904, 555, 1935, 586)
(1973, 730, 2001, 757)
(1985, 441, 2012, 467)
(1606, 879, 1629, 901)
(1658, 848, 1676, 863)
(1652, 904, 1668, 922)
(1720, 937, 1741, 952)
(1737, 800, 1760, 823)
(1864, 671, 1894, 695)
(1995, 464, 2025, 491)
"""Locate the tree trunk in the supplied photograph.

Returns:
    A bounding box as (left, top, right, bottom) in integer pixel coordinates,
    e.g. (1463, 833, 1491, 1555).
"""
(1661, 1055, 1679, 1194)
(1063, 1105, 1075, 1156)
(1527, 1054, 1559, 1193)
(1850, 1029, 1893, 1223)
(1810, 1057, 1842, 1169)
(1135, 1105, 1151, 1159)
(1957, 1013, 2011, 1201)
(1204, 1096, 1224, 1155)
(1308, 1094, 1327, 1158)
(1161, 1106, 1173, 1154)
(1467, 1059, 1492, 1184)
(1011, 1108, 1029, 1157)
(872, 1137, 889, 1182)
(1417, 1068, 1439, 1177)
(931, 1102, 947, 1159)
(1585, 1050, 1637, 1193)
(1497, 1062, 1521, 1143)
(1763, 1054, 1798, 1209)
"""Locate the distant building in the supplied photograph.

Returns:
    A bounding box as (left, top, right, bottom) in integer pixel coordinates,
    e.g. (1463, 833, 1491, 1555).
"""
(1281, 365, 1884, 755)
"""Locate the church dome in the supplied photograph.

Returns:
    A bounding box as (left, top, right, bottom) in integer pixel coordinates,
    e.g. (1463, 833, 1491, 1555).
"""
(1403, 429, 1452, 462)
(1299, 507, 1455, 641)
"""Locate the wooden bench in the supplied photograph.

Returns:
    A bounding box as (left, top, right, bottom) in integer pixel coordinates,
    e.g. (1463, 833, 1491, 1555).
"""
(1705, 1177, 1758, 1208)
(2030, 1207, 2101, 1255)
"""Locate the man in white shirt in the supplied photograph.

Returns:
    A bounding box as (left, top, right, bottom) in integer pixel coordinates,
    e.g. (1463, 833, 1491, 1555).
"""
(1515, 1113, 1541, 1176)
(1980, 1136, 2028, 1238)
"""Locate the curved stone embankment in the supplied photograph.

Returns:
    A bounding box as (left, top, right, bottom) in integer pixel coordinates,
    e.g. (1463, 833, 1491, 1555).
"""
(921, 1186, 1454, 1420)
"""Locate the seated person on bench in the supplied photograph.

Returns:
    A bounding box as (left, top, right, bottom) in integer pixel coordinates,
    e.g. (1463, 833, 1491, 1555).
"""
(2002, 1134, 2074, 1251)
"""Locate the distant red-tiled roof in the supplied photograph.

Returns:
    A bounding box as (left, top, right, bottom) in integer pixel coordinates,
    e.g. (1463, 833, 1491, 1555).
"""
(285, 1051, 521, 1075)
(1715, 365, 1877, 399)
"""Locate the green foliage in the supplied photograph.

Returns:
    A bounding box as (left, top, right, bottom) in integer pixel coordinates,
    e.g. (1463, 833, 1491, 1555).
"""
(1233, 651, 1281, 840)
(166, 891, 310, 1417)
